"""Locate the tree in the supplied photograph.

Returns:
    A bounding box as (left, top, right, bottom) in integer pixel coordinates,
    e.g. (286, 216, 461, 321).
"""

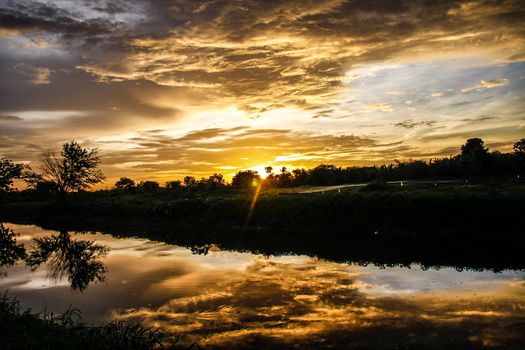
(459, 138, 490, 175)
(166, 180, 183, 191)
(39, 141, 105, 192)
(206, 173, 226, 190)
(183, 176, 197, 190)
(114, 177, 135, 191)
(460, 138, 488, 159)
(137, 180, 159, 192)
(514, 138, 525, 154)
(231, 170, 261, 188)
(0, 157, 23, 191)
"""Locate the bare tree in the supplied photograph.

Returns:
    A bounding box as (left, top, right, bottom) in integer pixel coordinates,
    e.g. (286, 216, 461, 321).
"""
(39, 141, 105, 192)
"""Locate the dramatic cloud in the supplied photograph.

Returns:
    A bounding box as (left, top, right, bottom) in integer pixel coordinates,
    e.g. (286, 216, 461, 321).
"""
(1, 0, 524, 180)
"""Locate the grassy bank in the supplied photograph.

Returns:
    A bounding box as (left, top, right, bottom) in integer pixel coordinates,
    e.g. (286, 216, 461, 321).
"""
(1, 182, 524, 271)
(2, 182, 524, 235)
(0, 294, 182, 350)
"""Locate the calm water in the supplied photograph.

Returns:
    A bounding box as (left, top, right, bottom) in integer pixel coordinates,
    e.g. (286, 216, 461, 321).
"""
(1, 223, 525, 349)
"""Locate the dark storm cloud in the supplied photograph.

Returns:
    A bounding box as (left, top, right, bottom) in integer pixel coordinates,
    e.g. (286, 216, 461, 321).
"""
(2, 0, 524, 109)
(0, 1, 117, 36)
(3, 0, 522, 111)
(0, 53, 180, 119)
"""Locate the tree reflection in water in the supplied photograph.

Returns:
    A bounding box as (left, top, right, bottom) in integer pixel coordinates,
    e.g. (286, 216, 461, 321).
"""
(0, 224, 27, 271)
(26, 230, 108, 291)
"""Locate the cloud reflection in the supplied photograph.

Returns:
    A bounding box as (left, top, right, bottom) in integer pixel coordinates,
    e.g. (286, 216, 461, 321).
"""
(1, 224, 524, 349)
(115, 257, 525, 349)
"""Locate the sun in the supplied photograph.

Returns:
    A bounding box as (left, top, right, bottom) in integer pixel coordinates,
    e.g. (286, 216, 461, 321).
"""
(249, 166, 270, 179)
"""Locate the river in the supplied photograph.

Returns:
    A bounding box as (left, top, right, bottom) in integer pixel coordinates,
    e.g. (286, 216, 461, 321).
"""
(1, 223, 524, 349)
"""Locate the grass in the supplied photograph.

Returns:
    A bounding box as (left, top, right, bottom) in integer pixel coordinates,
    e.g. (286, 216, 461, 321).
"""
(1, 182, 524, 271)
(0, 293, 185, 350)
(2, 182, 525, 239)
(2, 182, 524, 229)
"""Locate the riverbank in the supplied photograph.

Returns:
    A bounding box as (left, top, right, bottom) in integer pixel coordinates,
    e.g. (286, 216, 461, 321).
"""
(0, 294, 180, 350)
(2, 182, 524, 271)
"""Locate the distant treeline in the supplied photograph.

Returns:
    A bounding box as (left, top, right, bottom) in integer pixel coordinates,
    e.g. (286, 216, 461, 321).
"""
(112, 137, 525, 192)
(1, 137, 524, 195)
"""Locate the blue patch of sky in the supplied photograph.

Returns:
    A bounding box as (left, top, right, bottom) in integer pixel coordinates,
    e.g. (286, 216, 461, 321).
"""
(341, 59, 525, 123)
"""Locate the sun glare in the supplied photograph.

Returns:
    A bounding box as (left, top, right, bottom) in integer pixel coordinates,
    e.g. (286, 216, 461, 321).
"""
(249, 166, 269, 179)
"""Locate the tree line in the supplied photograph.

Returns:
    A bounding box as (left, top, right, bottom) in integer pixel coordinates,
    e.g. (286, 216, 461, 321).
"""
(259, 138, 525, 188)
(0, 138, 524, 194)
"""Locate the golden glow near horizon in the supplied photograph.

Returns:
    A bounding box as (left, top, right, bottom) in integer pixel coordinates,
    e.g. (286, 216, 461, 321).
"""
(1, 1, 525, 185)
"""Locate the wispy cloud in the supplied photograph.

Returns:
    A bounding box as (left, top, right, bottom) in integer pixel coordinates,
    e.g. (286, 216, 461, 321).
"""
(461, 79, 510, 93)
(14, 63, 52, 84)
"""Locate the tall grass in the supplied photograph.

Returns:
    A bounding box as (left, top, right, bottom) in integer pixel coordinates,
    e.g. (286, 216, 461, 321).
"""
(0, 293, 184, 350)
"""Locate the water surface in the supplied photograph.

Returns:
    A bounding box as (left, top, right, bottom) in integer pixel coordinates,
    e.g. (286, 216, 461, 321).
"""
(1, 223, 524, 349)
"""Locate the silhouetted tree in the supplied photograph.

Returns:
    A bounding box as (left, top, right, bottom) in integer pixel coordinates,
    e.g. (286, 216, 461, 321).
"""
(458, 138, 490, 175)
(514, 138, 525, 154)
(183, 176, 197, 190)
(0, 157, 23, 192)
(291, 168, 308, 186)
(461, 138, 489, 158)
(166, 180, 183, 191)
(513, 138, 525, 177)
(232, 170, 261, 188)
(34, 180, 59, 194)
(276, 167, 293, 187)
(38, 141, 105, 192)
(114, 177, 135, 192)
(309, 164, 342, 185)
(115, 177, 135, 191)
(206, 173, 226, 190)
(137, 180, 159, 192)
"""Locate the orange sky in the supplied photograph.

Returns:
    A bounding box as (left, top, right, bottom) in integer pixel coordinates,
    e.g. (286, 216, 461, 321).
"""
(1, 0, 524, 185)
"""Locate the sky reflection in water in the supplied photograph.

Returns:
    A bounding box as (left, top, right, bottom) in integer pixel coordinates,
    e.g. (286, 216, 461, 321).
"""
(1, 224, 524, 349)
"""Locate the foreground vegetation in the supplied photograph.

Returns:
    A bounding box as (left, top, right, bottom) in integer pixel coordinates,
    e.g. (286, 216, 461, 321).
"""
(2, 181, 524, 271)
(0, 294, 182, 350)
(3, 180, 524, 233)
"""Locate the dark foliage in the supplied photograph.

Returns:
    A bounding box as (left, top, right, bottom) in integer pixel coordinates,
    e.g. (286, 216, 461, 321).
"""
(26, 231, 108, 291)
(32, 141, 105, 193)
(0, 294, 181, 350)
(0, 157, 23, 192)
(231, 170, 261, 188)
(114, 177, 135, 192)
(259, 138, 525, 187)
(0, 223, 26, 267)
(137, 181, 160, 193)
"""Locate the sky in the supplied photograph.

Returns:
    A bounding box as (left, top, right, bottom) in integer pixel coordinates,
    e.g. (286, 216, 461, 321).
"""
(1, 0, 524, 185)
